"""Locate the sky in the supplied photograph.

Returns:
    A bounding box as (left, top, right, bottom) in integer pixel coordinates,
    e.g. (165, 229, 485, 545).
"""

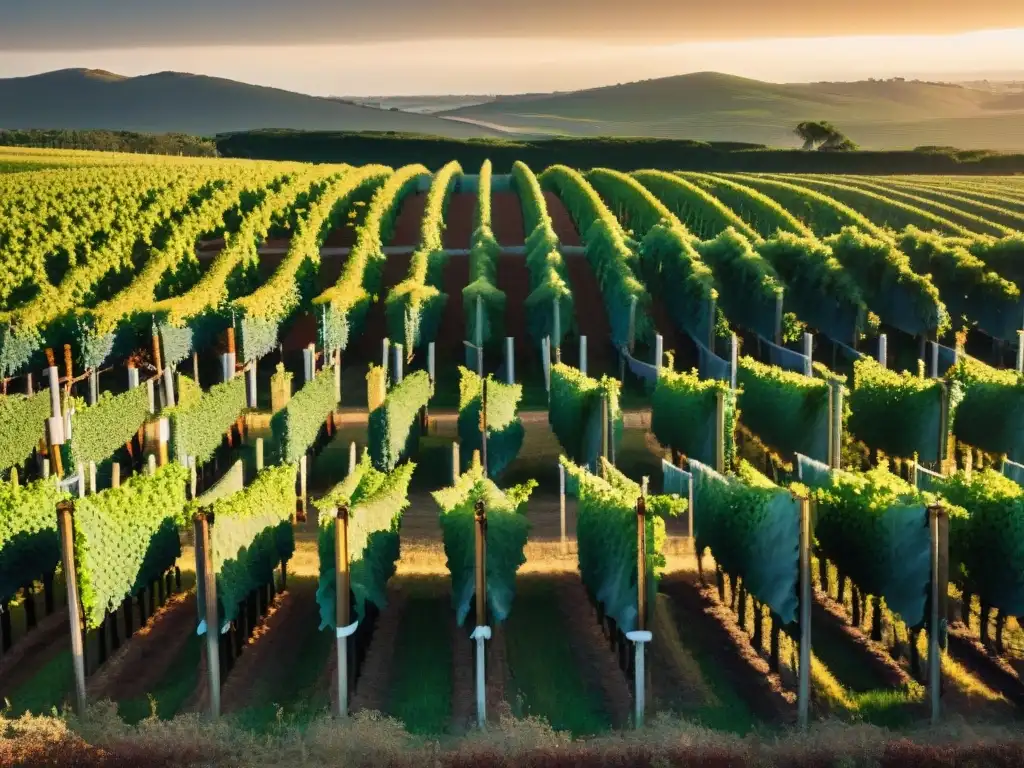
(1, 1, 1023, 95)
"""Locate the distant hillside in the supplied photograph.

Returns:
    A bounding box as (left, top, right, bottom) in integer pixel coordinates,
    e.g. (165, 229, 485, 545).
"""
(0, 69, 503, 138)
(439, 71, 1024, 150)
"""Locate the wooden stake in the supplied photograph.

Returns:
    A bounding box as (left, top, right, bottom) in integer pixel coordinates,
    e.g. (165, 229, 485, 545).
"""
(57, 500, 87, 714)
(192, 351, 200, 386)
(480, 377, 488, 477)
(474, 498, 488, 728)
(194, 510, 221, 719)
(334, 505, 350, 717)
(929, 505, 948, 724)
(715, 390, 726, 474)
(559, 462, 567, 555)
(637, 496, 647, 632)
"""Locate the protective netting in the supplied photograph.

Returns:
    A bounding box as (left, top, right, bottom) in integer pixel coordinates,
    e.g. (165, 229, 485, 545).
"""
(805, 462, 931, 628)
(795, 453, 832, 489)
(433, 459, 533, 626)
(691, 333, 733, 383)
(548, 364, 623, 471)
(662, 459, 691, 497)
(619, 346, 659, 384)
(947, 356, 1024, 462)
(315, 456, 414, 629)
(690, 459, 800, 624)
(759, 335, 811, 375)
(913, 463, 944, 493)
(1003, 458, 1024, 489)
(560, 457, 674, 632)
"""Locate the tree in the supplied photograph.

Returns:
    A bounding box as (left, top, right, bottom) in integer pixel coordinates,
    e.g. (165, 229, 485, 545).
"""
(794, 121, 857, 151)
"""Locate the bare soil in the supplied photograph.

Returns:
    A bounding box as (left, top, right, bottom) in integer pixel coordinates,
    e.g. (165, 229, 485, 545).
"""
(442, 193, 477, 249)
(0, 608, 69, 697)
(86, 592, 197, 703)
(491, 192, 526, 246)
(496, 252, 534, 374)
(544, 192, 581, 246)
(562, 253, 613, 375)
(436, 254, 470, 363)
(354, 252, 413, 360)
(388, 193, 428, 248)
(345, 585, 408, 715)
(946, 626, 1024, 708)
(450, 612, 475, 732)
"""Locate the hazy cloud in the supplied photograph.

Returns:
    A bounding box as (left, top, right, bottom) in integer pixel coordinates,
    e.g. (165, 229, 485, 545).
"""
(3, 0, 1023, 50)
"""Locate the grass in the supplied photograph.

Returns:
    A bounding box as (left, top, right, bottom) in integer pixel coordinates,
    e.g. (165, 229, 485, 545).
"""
(116, 634, 202, 725)
(503, 577, 611, 737)
(4, 650, 72, 717)
(388, 577, 453, 735)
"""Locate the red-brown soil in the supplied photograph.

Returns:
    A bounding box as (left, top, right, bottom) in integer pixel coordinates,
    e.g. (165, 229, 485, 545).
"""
(544, 191, 581, 246)
(0, 608, 69, 698)
(435, 255, 470, 363)
(388, 194, 427, 247)
(345, 586, 408, 714)
(562, 253, 613, 375)
(355, 253, 413, 360)
(442, 193, 477, 249)
(496, 253, 534, 373)
(491, 192, 526, 246)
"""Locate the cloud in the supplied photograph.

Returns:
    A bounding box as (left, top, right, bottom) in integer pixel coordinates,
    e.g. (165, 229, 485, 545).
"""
(3, 0, 1023, 50)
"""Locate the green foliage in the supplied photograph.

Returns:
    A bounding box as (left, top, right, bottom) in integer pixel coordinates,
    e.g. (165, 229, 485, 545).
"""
(929, 470, 1024, 615)
(848, 358, 949, 461)
(271, 366, 337, 464)
(68, 385, 149, 468)
(680, 172, 814, 240)
(192, 459, 244, 508)
(967, 233, 1024, 291)
(168, 375, 247, 465)
(898, 227, 1021, 341)
(386, 161, 462, 350)
(512, 161, 574, 347)
(795, 121, 855, 151)
(736, 356, 831, 462)
(691, 459, 800, 623)
(368, 369, 433, 471)
(632, 170, 761, 241)
(810, 462, 932, 626)
(314, 164, 430, 344)
(651, 367, 737, 470)
(693, 228, 783, 340)
(728, 174, 876, 238)
(540, 165, 651, 348)
(0, 477, 69, 603)
(234, 166, 391, 362)
(0, 390, 50, 474)
(463, 160, 506, 346)
(456, 366, 524, 479)
(548, 364, 623, 470)
(638, 223, 718, 342)
(433, 458, 533, 625)
(586, 167, 677, 237)
(947, 356, 1024, 460)
(560, 457, 665, 632)
(757, 232, 873, 345)
(203, 464, 296, 630)
(315, 455, 415, 627)
(74, 463, 189, 629)
(826, 227, 949, 337)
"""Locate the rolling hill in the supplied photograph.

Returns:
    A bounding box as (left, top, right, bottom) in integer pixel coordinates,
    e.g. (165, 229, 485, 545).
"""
(438, 72, 1024, 150)
(0, 69, 503, 138)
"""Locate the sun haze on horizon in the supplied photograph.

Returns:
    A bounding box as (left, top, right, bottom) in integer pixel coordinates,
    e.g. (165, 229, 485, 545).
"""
(1, 1, 1023, 95)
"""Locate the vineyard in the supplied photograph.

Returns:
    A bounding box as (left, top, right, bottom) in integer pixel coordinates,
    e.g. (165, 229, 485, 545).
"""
(5, 147, 1024, 766)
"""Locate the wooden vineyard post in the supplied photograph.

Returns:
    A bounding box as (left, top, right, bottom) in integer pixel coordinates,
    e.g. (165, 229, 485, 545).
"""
(877, 334, 888, 368)
(298, 455, 308, 522)
(246, 360, 257, 408)
(57, 500, 87, 714)
(552, 297, 561, 364)
(256, 438, 264, 472)
(333, 348, 342, 404)
(626, 495, 653, 728)
(157, 418, 169, 467)
(802, 333, 813, 377)
(559, 461, 567, 555)
(579, 335, 588, 376)
(938, 383, 950, 472)
(471, 499, 490, 729)
(798, 496, 812, 730)
(654, 334, 662, 375)
(1017, 330, 1024, 374)
(480, 377, 488, 477)
(349, 441, 357, 474)
(194, 509, 221, 719)
(334, 505, 353, 717)
(452, 441, 461, 484)
(111, 463, 121, 489)
(929, 504, 949, 725)
(192, 351, 201, 386)
(715, 390, 726, 474)
(46, 364, 65, 478)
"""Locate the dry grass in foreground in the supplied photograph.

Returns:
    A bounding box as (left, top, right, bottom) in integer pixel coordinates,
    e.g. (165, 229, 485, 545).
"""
(4, 704, 1024, 768)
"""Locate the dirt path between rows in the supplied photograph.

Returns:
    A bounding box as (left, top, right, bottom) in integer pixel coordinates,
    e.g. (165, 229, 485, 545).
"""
(0, 608, 68, 697)
(544, 191, 581, 246)
(552, 574, 633, 729)
(659, 572, 794, 724)
(86, 592, 197, 702)
(491, 192, 526, 247)
(353, 252, 413, 361)
(562, 253, 613, 375)
(442, 193, 476, 250)
(497, 253, 534, 374)
(436, 254, 470, 363)
(389, 193, 427, 248)
(344, 586, 407, 715)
